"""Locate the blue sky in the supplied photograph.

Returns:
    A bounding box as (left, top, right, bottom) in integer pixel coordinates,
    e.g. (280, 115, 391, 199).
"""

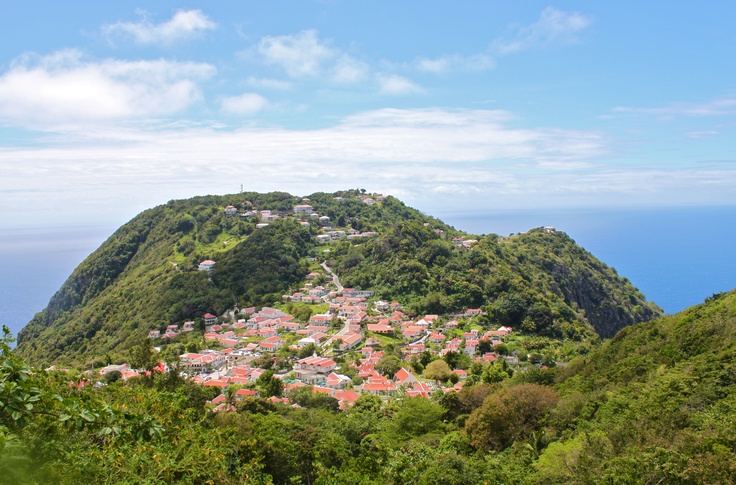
(1, 1, 736, 227)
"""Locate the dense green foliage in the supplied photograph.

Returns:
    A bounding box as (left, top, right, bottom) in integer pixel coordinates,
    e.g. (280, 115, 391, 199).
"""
(16, 189, 658, 369)
(329, 223, 659, 339)
(4, 290, 736, 483)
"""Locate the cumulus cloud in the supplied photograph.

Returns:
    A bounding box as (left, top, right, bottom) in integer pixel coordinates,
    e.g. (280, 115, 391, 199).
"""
(377, 75, 423, 95)
(0, 50, 215, 128)
(103, 9, 216, 46)
(220, 93, 268, 115)
(258, 29, 336, 77)
(492, 7, 591, 55)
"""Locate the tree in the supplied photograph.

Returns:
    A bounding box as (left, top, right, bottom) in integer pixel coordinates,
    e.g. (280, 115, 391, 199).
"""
(423, 359, 453, 383)
(375, 355, 401, 378)
(128, 338, 158, 375)
(465, 383, 558, 451)
(256, 370, 284, 398)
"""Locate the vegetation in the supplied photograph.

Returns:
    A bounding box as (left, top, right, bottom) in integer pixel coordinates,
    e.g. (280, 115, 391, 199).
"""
(16, 190, 658, 368)
(4, 290, 736, 483)
(15, 188, 720, 482)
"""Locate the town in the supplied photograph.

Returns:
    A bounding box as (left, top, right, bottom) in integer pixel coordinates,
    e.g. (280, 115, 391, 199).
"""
(93, 195, 533, 412)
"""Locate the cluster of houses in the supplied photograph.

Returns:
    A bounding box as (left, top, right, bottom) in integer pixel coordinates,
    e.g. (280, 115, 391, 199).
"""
(147, 321, 195, 340)
(127, 193, 529, 411)
(98, 303, 517, 411)
(221, 196, 384, 244)
(139, 285, 516, 411)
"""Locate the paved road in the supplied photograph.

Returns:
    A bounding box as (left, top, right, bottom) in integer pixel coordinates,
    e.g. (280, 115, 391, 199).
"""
(320, 262, 349, 349)
(321, 261, 343, 292)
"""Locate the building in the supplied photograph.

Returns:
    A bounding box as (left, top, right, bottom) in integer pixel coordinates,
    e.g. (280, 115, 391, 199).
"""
(293, 204, 313, 215)
(198, 260, 216, 273)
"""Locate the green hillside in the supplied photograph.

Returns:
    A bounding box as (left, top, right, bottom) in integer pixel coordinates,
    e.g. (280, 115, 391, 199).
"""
(537, 289, 736, 483)
(15, 190, 659, 367)
(3, 289, 734, 483)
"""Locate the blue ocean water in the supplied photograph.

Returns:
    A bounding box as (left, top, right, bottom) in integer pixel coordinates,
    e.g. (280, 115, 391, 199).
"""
(0, 225, 115, 341)
(1, 206, 735, 341)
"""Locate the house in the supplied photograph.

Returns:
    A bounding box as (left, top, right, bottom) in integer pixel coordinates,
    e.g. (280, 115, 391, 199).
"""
(325, 372, 351, 389)
(402, 325, 425, 339)
(224, 205, 238, 216)
(429, 332, 446, 343)
(293, 204, 313, 214)
(309, 314, 333, 325)
(335, 389, 361, 409)
(148, 330, 160, 339)
(203, 313, 217, 325)
(359, 380, 397, 396)
(367, 322, 394, 334)
(198, 260, 216, 273)
(394, 368, 419, 386)
(294, 356, 337, 374)
(306, 324, 329, 335)
(337, 332, 362, 351)
(374, 300, 390, 312)
(406, 382, 433, 398)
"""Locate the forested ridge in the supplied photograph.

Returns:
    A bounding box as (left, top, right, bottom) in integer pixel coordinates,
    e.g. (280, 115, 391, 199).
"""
(15, 190, 658, 367)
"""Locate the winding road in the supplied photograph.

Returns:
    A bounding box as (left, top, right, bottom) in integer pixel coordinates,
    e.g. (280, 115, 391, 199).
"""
(320, 262, 349, 349)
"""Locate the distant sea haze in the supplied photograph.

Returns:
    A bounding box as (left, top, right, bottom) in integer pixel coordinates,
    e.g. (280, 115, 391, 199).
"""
(2, 205, 736, 340)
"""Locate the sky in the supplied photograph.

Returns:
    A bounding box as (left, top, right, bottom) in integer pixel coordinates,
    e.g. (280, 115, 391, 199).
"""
(2, 1, 736, 228)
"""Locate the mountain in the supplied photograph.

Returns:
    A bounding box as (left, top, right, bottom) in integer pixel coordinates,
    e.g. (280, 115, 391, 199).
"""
(15, 190, 660, 367)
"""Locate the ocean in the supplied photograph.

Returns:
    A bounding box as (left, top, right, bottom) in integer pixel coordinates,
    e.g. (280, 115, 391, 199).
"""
(1, 206, 735, 341)
(0, 225, 115, 342)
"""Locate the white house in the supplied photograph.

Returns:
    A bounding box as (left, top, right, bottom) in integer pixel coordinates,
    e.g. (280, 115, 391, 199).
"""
(198, 260, 216, 273)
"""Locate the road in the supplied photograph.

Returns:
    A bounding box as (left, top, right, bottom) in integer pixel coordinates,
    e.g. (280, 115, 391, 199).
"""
(320, 261, 349, 349)
(321, 261, 343, 293)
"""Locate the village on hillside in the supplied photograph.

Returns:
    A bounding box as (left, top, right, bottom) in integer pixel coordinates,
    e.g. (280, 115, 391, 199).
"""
(94, 195, 539, 411)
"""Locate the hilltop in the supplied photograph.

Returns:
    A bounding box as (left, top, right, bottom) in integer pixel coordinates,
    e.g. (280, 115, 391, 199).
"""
(15, 190, 660, 367)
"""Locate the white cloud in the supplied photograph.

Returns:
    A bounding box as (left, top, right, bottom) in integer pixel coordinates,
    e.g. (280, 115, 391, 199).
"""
(332, 55, 369, 83)
(377, 74, 423, 95)
(3, 107, 734, 228)
(0, 50, 215, 128)
(103, 9, 216, 46)
(245, 76, 292, 90)
(685, 130, 720, 139)
(258, 29, 336, 77)
(416, 54, 495, 74)
(492, 7, 591, 55)
(220, 93, 268, 115)
(614, 98, 736, 118)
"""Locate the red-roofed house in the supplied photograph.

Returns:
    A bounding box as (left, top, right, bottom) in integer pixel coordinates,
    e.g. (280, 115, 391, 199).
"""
(394, 367, 419, 386)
